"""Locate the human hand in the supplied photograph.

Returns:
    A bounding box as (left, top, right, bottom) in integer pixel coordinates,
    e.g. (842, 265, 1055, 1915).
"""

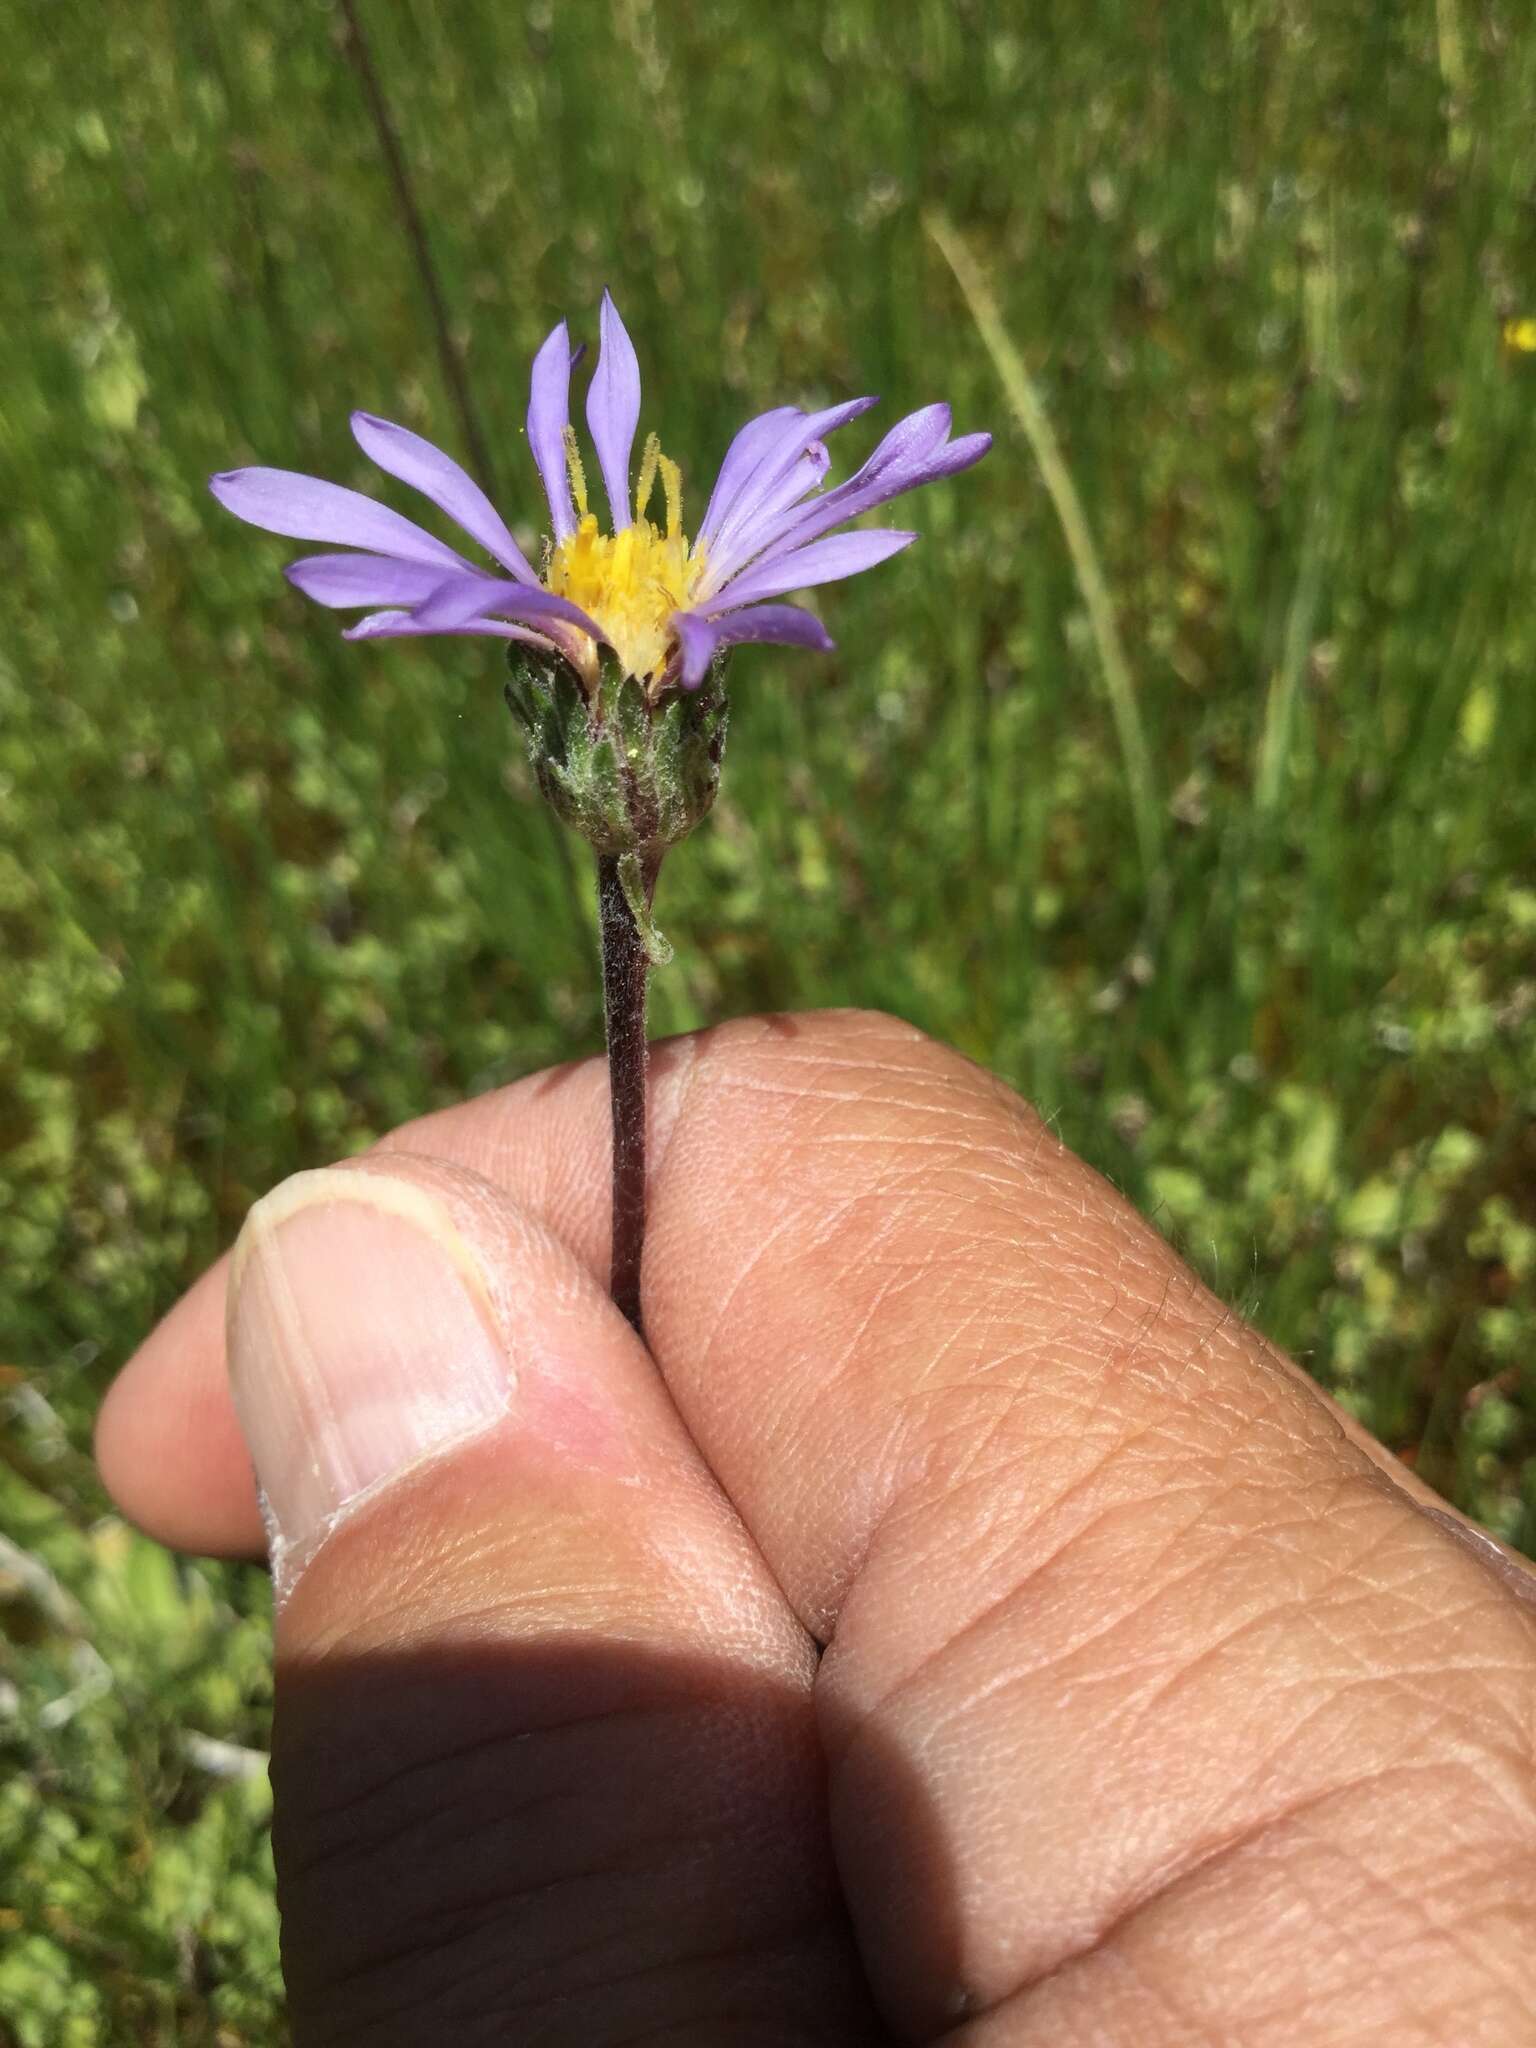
(98, 1012, 1536, 2045)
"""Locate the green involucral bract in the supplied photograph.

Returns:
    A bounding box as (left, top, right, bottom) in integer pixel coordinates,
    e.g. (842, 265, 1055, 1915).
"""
(504, 647, 730, 963)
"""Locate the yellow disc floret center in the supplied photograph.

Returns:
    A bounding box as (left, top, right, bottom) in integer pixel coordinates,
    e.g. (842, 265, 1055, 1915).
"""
(545, 430, 704, 684)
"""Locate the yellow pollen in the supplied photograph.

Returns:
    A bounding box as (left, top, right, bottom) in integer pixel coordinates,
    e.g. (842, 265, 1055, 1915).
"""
(659, 455, 683, 543)
(634, 432, 661, 522)
(544, 439, 706, 684)
(562, 424, 590, 520)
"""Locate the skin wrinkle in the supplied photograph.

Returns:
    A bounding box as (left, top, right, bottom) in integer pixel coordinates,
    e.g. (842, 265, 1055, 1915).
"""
(819, 1179, 999, 1351)
(690, 1200, 813, 1368)
(911, 1349, 1142, 1462)
(298, 1583, 635, 1664)
(1370, 1508, 1536, 1645)
(375, 1796, 815, 1963)
(667, 1065, 931, 1115)
(942, 1779, 1371, 2038)
(879, 1429, 1197, 1670)
(682, 1047, 973, 1129)
(329, 1476, 686, 1635)
(1115, 1603, 1393, 1780)
(1105, 1273, 1189, 1385)
(827, 1471, 1244, 1789)
(311, 1878, 672, 2022)
(811, 1211, 968, 1386)
(1109, 1520, 1534, 1772)
(692, 1162, 967, 1464)
(813, 1126, 1034, 1160)
(1129, 1293, 1261, 1406)
(1024, 1956, 1302, 2048)
(282, 1372, 809, 1675)
(1253, 1687, 1536, 1851)
(315, 1894, 844, 2041)
(286, 1698, 647, 1847)
(1071, 1945, 1234, 2048)
(399, 1567, 775, 1658)
(1213, 1812, 1524, 2037)
(278, 1507, 856, 2031)
(1145, 1484, 1380, 1627)
(339, 1896, 543, 2013)
(1285, 1790, 1532, 2003)
(803, 1394, 917, 1647)
(397, 1015, 1433, 1622)
(811, 1114, 1028, 1179)
(1365, 1536, 1499, 1624)
(925, 1228, 1253, 1441)
(1332, 1548, 1536, 1748)
(956, 1767, 1518, 2044)
(452, 1913, 848, 2034)
(797, 1184, 934, 1272)
(297, 1795, 750, 1960)
(893, 1376, 1043, 1508)
(888, 1381, 1238, 1621)
(860, 1501, 1233, 1755)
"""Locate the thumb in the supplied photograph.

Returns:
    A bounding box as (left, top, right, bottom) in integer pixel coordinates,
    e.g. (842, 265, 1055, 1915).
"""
(227, 1158, 877, 2046)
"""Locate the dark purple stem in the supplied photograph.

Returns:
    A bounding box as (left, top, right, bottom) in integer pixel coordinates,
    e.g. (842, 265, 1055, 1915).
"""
(597, 853, 658, 1334)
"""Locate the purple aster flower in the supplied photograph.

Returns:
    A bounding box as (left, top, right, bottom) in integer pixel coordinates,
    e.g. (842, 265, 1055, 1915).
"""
(209, 291, 990, 694)
(207, 295, 991, 1336)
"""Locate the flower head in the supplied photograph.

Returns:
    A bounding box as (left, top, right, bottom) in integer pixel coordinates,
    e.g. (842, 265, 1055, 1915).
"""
(210, 292, 989, 696)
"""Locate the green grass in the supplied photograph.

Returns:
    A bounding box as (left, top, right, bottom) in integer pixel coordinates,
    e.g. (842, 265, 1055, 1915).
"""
(4, 0, 1536, 2036)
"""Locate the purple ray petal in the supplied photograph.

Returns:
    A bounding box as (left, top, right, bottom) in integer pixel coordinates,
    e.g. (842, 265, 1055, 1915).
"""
(342, 608, 549, 645)
(700, 527, 916, 615)
(697, 442, 830, 593)
(712, 422, 992, 591)
(752, 405, 952, 540)
(528, 320, 577, 543)
(209, 467, 474, 570)
(349, 413, 536, 582)
(712, 440, 829, 558)
(931, 430, 992, 472)
(861, 401, 954, 478)
(704, 397, 879, 572)
(284, 552, 466, 609)
(409, 571, 605, 641)
(753, 406, 954, 552)
(716, 397, 877, 520)
(671, 602, 834, 690)
(777, 428, 992, 555)
(696, 406, 805, 545)
(584, 290, 641, 529)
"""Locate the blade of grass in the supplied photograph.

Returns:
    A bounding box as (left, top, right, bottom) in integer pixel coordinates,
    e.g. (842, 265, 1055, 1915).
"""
(1255, 196, 1338, 820)
(1435, 0, 1471, 163)
(925, 210, 1165, 909)
(1254, 482, 1332, 820)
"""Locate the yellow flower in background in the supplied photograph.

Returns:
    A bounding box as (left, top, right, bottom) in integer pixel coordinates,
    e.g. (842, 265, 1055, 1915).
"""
(1502, 317, 1536, 354)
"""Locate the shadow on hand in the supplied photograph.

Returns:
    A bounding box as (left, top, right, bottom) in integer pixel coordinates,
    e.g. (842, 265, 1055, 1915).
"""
(270, 1635, 956, 2046)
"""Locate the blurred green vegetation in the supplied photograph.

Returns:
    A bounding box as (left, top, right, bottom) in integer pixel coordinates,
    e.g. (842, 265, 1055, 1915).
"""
(3, 0, 1536, 2037)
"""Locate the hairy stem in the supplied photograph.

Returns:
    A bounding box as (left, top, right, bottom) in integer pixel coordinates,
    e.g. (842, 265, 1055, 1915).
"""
(598, 852, 658, 1333)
